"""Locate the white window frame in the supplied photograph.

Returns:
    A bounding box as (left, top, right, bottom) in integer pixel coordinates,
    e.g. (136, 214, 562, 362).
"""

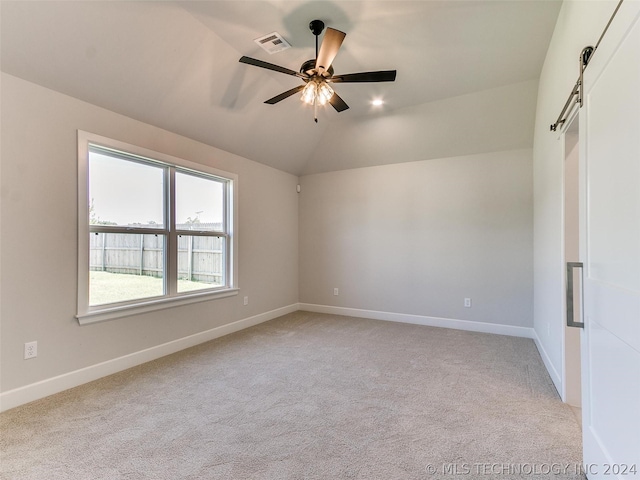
(77, 131, 238, 324)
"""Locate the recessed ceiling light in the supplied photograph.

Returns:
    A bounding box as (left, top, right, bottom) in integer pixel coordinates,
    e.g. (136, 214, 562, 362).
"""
(371, 99, 384, 106)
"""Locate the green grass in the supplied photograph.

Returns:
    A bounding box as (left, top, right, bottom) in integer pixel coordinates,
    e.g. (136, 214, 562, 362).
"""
(90, 271, 221, 306)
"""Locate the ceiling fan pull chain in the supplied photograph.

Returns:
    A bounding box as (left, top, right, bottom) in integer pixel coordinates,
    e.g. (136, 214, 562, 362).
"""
(314, 97, 318, 123)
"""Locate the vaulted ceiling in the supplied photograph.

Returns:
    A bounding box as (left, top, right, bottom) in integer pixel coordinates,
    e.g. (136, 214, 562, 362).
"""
(0, 1, 561, 175)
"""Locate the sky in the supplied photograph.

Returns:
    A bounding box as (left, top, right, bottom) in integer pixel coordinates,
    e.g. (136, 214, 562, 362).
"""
(89, 151, 224, 226)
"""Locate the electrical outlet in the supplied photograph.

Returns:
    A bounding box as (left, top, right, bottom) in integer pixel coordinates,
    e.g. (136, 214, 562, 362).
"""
(464, 298, 472, 308)
(333, 288, 339, 296)
(24, 341, 37, 360)
(243, 296, 249, 306)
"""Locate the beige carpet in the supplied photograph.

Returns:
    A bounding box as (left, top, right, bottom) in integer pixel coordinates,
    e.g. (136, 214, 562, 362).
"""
(1, 311, 584, 479)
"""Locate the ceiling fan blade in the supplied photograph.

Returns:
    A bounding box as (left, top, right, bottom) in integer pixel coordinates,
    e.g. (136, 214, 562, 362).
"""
(315, 28, 346, 74)
(330, 70, 397, 83)
(329, 91, 349, 112)
(239, 56, 308, 79)
(264, 85, 305, 105)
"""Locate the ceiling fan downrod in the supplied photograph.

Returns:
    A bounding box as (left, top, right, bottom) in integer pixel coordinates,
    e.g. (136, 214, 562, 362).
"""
(309, 19, 325, 59)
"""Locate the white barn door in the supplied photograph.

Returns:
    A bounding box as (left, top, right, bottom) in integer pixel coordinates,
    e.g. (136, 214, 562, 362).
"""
(579, 2, 640, 477)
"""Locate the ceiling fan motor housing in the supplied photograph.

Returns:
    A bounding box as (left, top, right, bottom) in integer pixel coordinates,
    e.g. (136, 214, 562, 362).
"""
(300, 59, 333, 77)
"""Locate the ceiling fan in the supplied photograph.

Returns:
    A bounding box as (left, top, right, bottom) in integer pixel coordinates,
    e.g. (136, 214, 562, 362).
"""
(239, 20, 397, 123)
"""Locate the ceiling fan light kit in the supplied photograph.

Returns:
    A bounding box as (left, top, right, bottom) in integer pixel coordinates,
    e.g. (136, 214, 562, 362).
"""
(301, 80, 334, 106)
(239, 19, 397, 123)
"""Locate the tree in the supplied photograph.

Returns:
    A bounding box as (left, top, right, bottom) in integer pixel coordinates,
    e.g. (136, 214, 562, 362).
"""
(89, 198, 117, 225)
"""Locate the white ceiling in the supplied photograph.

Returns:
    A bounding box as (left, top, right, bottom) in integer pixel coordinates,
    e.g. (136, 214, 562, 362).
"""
(0, 1, 561, 175)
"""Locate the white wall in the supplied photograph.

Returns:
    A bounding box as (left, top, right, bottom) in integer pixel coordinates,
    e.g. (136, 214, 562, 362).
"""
(0, 73, 299, 396)
(299, 149, 533, 329)
(532, 0, 618, 391)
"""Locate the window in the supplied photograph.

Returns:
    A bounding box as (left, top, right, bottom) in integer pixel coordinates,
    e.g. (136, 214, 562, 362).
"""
(77, 131, 238, 323)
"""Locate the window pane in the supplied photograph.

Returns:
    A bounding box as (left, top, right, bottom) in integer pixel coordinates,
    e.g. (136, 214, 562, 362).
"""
(176, 172, 224, 231)
(89, 148, 164, 228)
(89, 233, 165, 305)
(177, 235, 225, 293)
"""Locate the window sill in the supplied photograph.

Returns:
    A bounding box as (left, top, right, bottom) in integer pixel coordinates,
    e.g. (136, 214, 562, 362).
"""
(76, 288, 239, 325)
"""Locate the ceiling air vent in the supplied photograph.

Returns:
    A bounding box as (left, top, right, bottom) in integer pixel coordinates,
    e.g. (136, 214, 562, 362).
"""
(254, 32, 291, 54)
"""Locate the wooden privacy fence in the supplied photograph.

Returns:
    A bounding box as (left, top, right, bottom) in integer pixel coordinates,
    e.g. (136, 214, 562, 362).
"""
(90, 232, 224, 284)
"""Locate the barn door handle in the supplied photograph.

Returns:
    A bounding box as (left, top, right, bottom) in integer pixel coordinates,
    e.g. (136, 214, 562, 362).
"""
(566, 262, 584, 328)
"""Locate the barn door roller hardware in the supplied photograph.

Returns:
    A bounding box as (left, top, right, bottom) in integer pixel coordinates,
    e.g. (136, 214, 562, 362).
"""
(550, 0, 624, 132)
(549, 47, 593, 132)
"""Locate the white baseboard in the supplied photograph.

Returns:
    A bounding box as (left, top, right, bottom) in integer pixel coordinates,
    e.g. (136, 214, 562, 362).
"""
(1, 303, 548, 413)
(532, 329, 562, 396)
(0, 303, 298, 413)
(299, 303, 535, 339)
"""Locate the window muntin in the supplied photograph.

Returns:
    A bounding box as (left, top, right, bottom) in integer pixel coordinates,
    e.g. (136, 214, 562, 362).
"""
(78, 132, 237, 322)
